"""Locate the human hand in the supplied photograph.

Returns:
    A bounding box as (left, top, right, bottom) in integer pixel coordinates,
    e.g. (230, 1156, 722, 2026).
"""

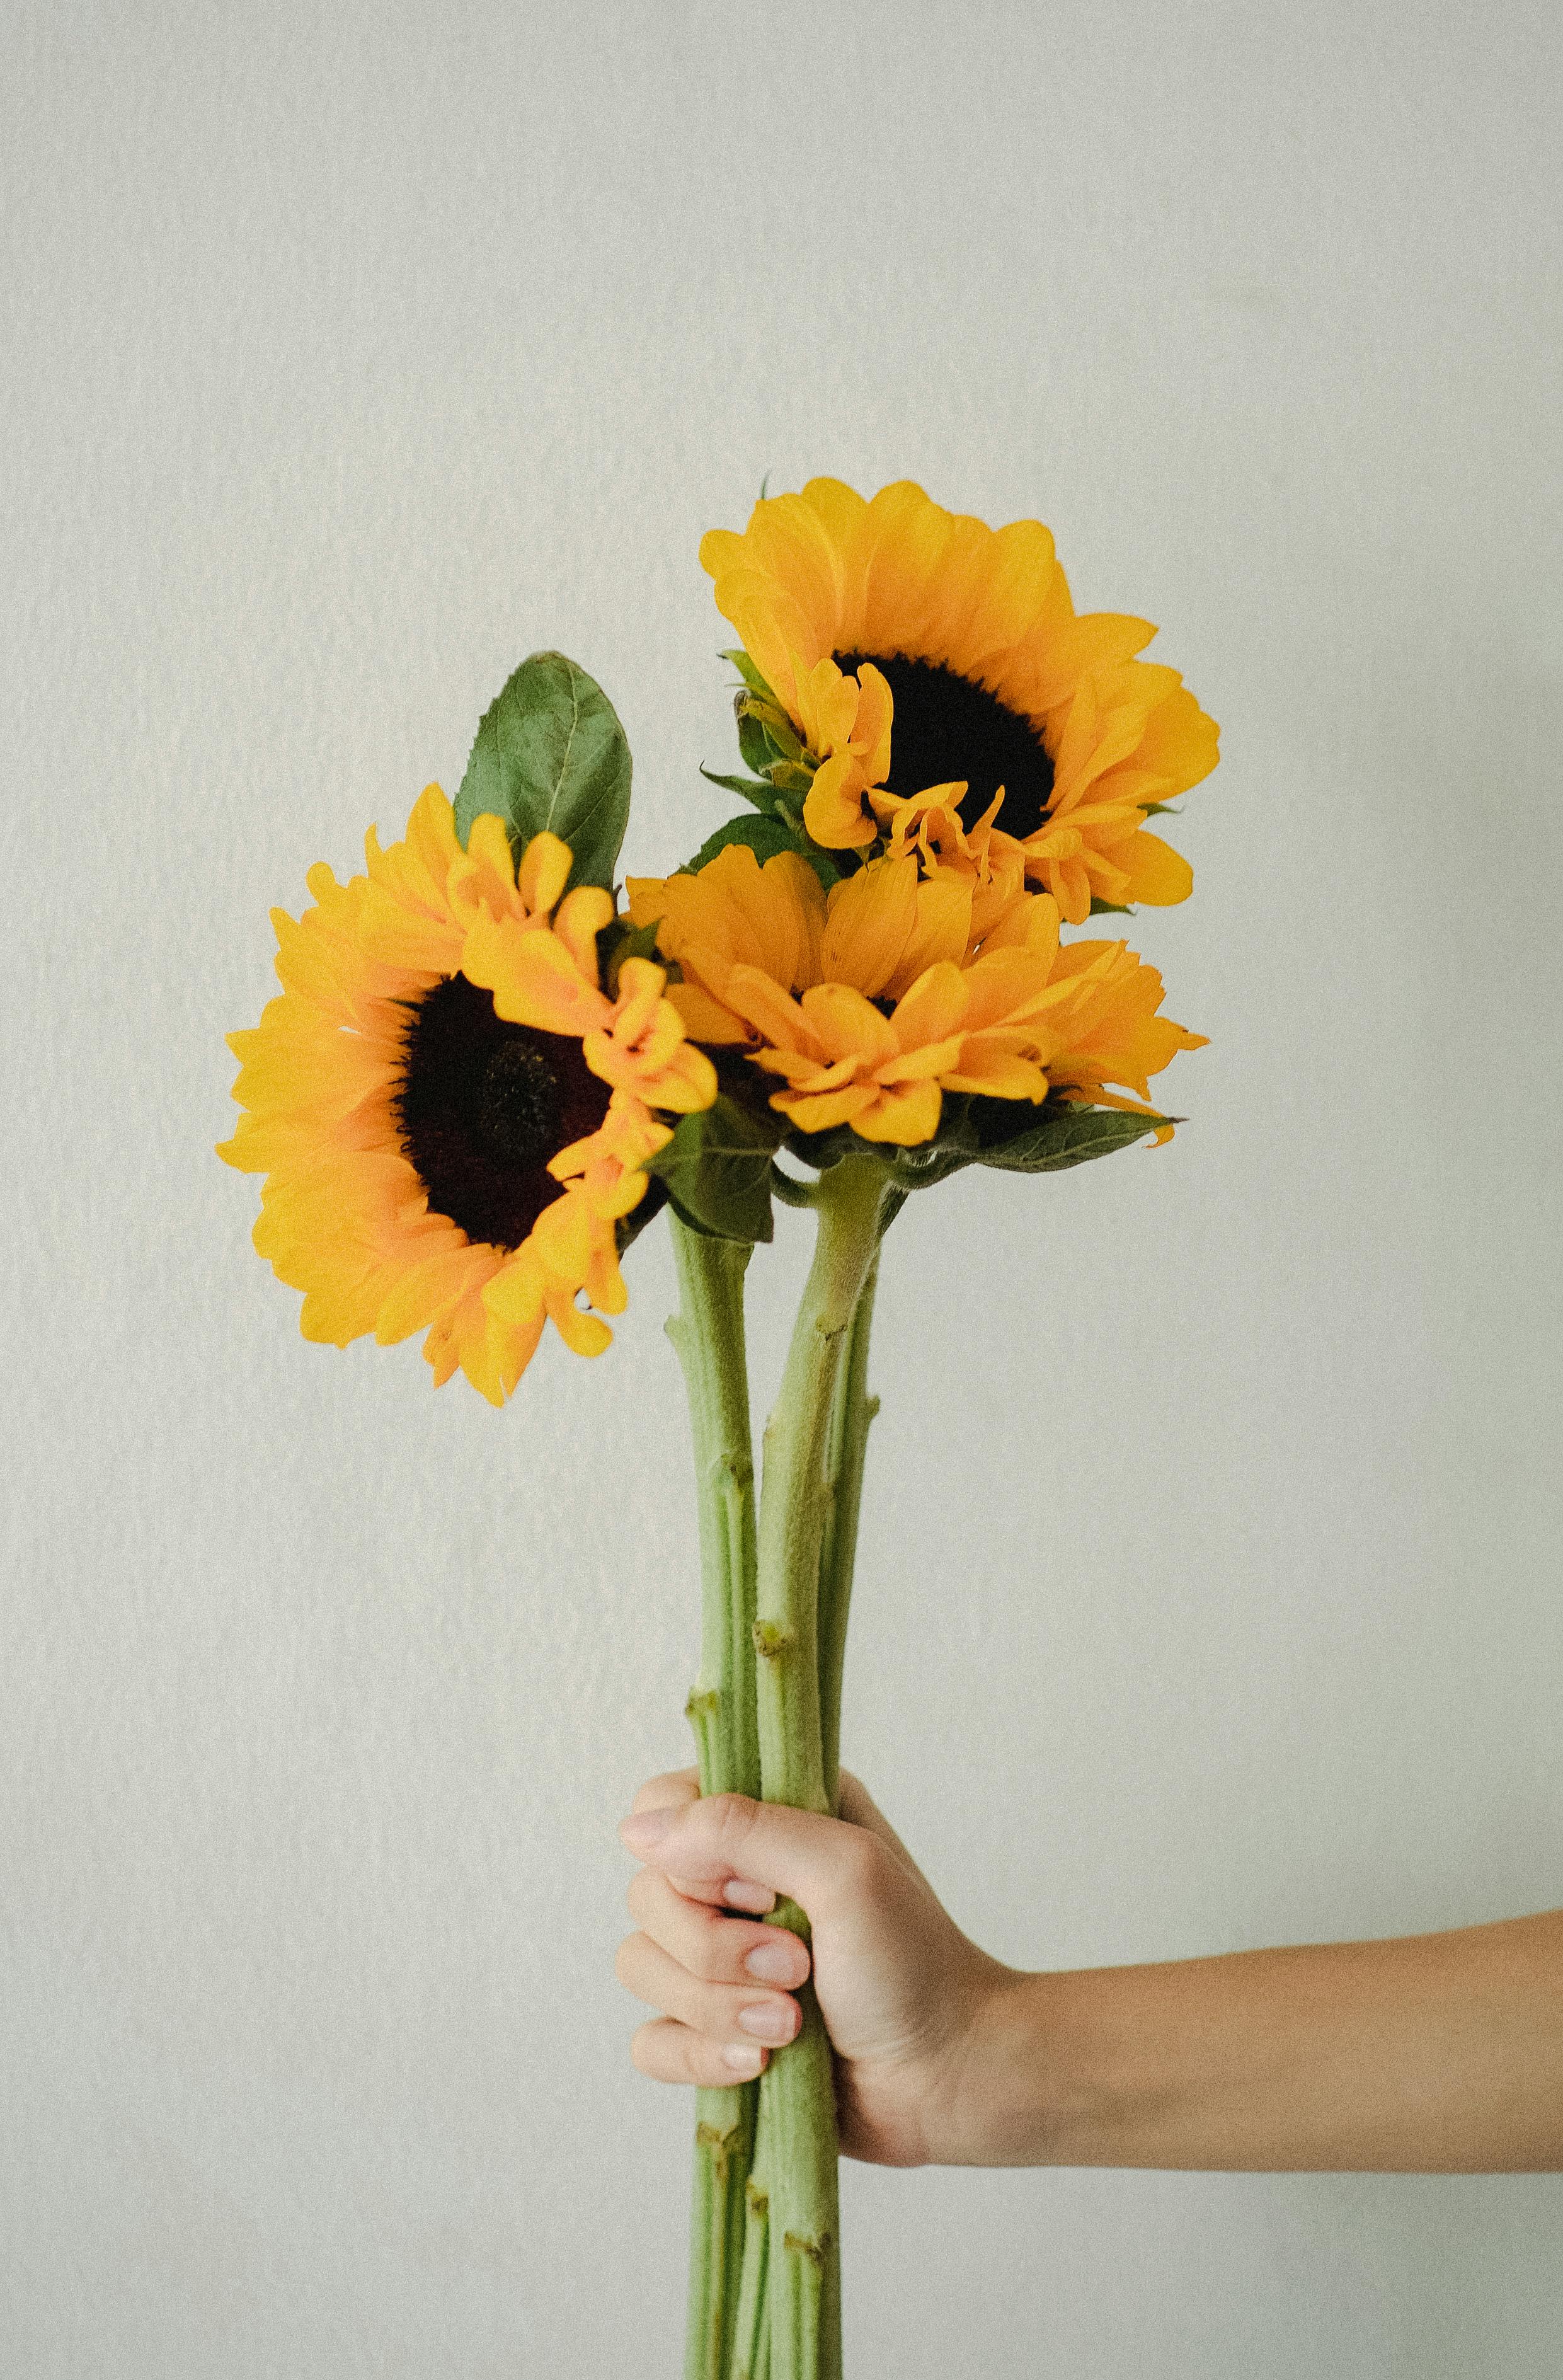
(615, 1769, 1014, 2167)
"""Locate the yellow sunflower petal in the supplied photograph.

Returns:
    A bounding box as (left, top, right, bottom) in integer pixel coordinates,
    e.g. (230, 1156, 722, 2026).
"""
(886, 958, 968, 1049)
(803, 752, 878, 850)
(464, 909, 608, 1037)
(770, 1083, 880, 1133)
(820, 856, 919, 996)
(1114, 828, 1194, 908)
(797, 982, 900, 1068)
(547, 1294, 614, 1359)
(847, 1081, 944, 1145)
(517, 831, 573, 916)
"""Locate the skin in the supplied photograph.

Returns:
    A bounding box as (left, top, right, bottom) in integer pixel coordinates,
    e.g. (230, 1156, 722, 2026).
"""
(616, 1771, 1563, 2173)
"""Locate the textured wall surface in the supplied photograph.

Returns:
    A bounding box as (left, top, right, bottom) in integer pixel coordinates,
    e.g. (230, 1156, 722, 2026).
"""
(3, 3, 1560, 2372)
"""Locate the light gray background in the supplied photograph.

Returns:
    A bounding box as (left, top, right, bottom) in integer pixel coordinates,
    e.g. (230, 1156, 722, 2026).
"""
(3, 2, 1560, 2372)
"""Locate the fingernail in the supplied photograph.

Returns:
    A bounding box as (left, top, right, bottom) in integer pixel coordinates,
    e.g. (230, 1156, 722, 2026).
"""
(738, 2001, 796, 2043)
(619, 1810, 675, 1849)
(744, 1941, 801, 1984)
(722, 2044, 765, 2076)
(722, 1879, 774, 1914)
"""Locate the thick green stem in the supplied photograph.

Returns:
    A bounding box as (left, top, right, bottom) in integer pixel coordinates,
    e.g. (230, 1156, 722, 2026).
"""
(667, 1221, 762, 2380)
(669, 1224, 760, 1804)
(816, 1250, 881, 1817)
(729, 2100, 771, 2380)
(754, 1158, 889, 2380)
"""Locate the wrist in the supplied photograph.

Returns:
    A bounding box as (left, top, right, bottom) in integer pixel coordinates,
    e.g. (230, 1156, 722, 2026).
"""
(944, 1964, 1107, 2167)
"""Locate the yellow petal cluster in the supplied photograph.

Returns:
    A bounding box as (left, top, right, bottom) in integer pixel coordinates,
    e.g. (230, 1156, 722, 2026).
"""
(701, 478, 1218, 922)
(219, 786, 716, 1403)
(627, 843, 1204, 1148)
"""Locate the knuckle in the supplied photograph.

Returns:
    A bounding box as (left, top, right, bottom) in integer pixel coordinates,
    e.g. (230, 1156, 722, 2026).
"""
(833, 1823, 882, 1897)
(704, 1791, 761, 1856)
(685, 1980, 742, 2037)
(689, 1919, 735, 1984)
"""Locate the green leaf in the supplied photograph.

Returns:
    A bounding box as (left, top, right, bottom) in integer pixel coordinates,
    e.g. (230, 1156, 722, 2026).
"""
(597, 914, 662, 999)
(1088, 895, 1135, 917)
(699, 764, 784, 814)
(645, 1095, 785, 1244)
(684, 812, 840, 890)
(778, 1096, 1171, 1193)
(454, 650, 631, 890)
(1141, 800, 1182, 818)
(615, 1173, 669, 1255)
(975, 1103, 1171, 1172)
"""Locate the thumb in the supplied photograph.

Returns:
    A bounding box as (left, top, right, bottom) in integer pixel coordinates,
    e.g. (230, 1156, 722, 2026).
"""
(619, 1791, 871, 1923)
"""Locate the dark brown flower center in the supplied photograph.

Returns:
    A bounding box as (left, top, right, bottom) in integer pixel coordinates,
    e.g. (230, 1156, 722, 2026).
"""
(394, 973, 610, 1250)
(832, 651, 1055, 839)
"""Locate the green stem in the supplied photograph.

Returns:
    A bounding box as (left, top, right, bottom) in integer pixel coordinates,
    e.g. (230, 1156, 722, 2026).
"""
(816, 1249, 881, 1817)
(729, 2100, 771, 2380)
(667, 1221, 762, 2380)
(754, 1158, 890, 2380)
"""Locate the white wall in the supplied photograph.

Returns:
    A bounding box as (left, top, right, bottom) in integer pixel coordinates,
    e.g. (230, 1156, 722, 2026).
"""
(3, 3, 1560, 2372)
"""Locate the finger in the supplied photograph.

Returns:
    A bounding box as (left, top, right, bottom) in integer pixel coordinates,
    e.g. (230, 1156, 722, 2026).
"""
(629, 1769, 701, 1817)
(622, 1770, 731, 1906)
(614, 1930, 802, 2049)
(626, 1868, 811, 1989)
(618, 1793, 878, 1921)
(631, 2017, 769, 2087)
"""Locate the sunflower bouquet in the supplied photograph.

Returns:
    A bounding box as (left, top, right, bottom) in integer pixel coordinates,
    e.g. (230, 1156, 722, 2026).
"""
(220, 478, 1217, 2378)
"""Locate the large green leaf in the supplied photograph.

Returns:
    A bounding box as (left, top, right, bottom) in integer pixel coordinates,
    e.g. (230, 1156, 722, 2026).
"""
(644, 1095, 786, 1244)
(454, 650, 631, 890)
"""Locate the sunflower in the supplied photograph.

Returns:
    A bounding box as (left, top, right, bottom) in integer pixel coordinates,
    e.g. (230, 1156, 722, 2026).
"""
(700, 478, 1218, 922)
(627, 842, 1204, 1147)
(219, 786, 716, 1405)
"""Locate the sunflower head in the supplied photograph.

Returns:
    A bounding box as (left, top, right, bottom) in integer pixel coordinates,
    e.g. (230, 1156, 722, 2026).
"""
(628, 839, 1204, 1156)
(219, 787, 716, 1404)
(701, 478, 1218, 924)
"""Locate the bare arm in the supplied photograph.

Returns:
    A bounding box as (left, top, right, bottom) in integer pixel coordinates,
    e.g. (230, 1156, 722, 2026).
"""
(616, 1773, 1563, 2173)
(975, 1912, 1563, 2171)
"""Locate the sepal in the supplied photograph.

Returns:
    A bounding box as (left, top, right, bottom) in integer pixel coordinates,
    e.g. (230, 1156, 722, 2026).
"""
(699, 766, 781, 807)
(721, 648, 780, 703)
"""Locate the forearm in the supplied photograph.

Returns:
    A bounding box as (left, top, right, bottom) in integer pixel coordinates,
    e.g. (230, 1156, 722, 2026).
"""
(965, 1910, 1563, 2173)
